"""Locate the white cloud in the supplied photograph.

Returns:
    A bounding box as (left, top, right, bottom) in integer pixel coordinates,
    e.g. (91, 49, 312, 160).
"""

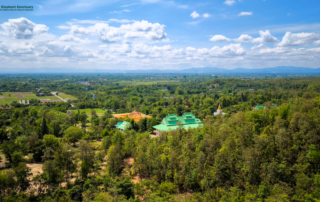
(68, 20, 167, 42)
(7, 42, 35, 55)
(108, 19, 136, 24)
(68, 19, 136, 25)
(234, 34, 253, 42)
(203, 13, 210, 18)
(121, 20, 167, 40)
(71, 25, 91, 35)
(186, 47, 196, 51)
(251, 44, 266, 50)
(224, 0, 236, 6)
(187, 20, 203, 25)
(95, 24, 121, 43)
(209, 43, 245, 56)
(238, 12, 253, 16)
(278, 32, 320, 46)
(210, 35, 231, 42)
(110, 43, 132, 54)
(314, 40, 320, 45)
(252, 30, 279, 43)
(2, 17, 320, 70)
(110, 11, 121, 14)
(263, 23, 320, 34)
(121, 3, 136, 7)
(59, 35, 91, 43)
(1, 17, 48, 39)
(110, 9, 131, 14)
(190, 11, 200, 19)
(98, 45, 108, 48)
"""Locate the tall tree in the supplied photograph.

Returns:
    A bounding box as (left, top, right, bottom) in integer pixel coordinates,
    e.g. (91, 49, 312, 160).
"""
(40, 117, 49, 138)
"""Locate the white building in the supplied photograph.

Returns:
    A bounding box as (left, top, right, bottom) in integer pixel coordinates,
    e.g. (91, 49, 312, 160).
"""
(214, 104, 226, 116)
(19, 99, 29, 105)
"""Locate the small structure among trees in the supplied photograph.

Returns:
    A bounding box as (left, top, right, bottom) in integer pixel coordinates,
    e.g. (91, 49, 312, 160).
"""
(114, 121, 132, 132)
(214, 104, 226, 116)
(19, 99, 29, 105)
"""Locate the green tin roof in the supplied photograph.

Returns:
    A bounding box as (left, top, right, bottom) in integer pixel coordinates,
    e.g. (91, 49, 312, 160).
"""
(115, 121, 132, 130)
(115, 122, 122, 127)
(255, 105, 266, 110)
(255, 103, 278, 110)
(153, 113, 203, 132)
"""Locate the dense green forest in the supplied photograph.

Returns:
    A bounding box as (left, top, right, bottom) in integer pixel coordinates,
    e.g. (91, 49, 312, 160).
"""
(1, 74, 320, 201)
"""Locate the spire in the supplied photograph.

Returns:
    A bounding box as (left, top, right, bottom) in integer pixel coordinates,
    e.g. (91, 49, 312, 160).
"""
(218, 103, 221, 110)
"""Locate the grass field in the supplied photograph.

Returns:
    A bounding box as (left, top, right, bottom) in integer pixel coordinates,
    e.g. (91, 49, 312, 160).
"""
(0, 92, 63, 105)
(57, 92, 78, 100)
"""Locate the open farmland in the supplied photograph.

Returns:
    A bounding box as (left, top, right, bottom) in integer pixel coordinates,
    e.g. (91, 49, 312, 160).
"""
(0, 92, 66, 105)
(55, 92, 78, 100)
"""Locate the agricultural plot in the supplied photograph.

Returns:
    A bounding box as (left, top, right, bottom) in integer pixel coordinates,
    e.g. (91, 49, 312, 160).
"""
(0, 92, 56, 105)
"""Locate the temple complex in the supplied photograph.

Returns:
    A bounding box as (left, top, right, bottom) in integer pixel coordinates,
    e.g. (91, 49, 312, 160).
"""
(112, 110, 152, 122)
(153, 113, 203, 135)
(214, 104, 226, 116)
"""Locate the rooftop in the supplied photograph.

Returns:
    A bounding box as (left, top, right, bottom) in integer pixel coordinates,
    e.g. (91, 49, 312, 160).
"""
(153, 113, 203, 132)
(115, 121, 132, 130)
(112, 111, 152, 122)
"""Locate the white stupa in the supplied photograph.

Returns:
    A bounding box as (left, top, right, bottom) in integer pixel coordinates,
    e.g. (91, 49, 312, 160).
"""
(214, 104, 226, 116)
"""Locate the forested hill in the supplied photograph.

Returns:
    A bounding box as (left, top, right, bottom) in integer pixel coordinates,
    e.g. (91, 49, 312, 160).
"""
(1, 75, 320, 201)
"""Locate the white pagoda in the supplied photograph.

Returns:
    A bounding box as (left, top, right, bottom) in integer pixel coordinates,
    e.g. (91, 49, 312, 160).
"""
(214, 104, 226, 116)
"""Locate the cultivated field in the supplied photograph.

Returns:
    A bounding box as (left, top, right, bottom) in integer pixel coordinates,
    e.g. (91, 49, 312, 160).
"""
(0, 92, 77, 105)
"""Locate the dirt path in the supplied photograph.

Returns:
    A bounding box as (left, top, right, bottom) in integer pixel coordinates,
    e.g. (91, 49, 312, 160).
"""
(52, 93, 74, 107)
(124, 157, 134, 166)
(123, 157, 144, 184)
(0, 153, 7, 168)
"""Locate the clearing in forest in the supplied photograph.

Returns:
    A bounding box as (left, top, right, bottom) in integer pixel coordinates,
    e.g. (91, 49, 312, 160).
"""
(0, 152, 7, 168)
(0, 92, 56, 105)
(27, 163, 43, 180)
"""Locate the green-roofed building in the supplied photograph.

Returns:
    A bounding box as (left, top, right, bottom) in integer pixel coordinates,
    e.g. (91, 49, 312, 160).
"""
(115, 121, 132, 132)
(254, 103, 278, 110)
(254, 105, 266, 110)
(153, 113, 203, 135)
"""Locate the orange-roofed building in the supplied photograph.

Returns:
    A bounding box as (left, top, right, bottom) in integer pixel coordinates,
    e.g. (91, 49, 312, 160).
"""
(112, 111, 152, 122)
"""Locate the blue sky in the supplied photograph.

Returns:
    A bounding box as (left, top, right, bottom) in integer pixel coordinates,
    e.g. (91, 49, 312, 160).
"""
(0, 0, 320, 70)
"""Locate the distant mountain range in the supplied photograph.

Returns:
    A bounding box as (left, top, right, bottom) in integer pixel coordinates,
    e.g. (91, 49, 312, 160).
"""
(1, 66, 320, 74)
